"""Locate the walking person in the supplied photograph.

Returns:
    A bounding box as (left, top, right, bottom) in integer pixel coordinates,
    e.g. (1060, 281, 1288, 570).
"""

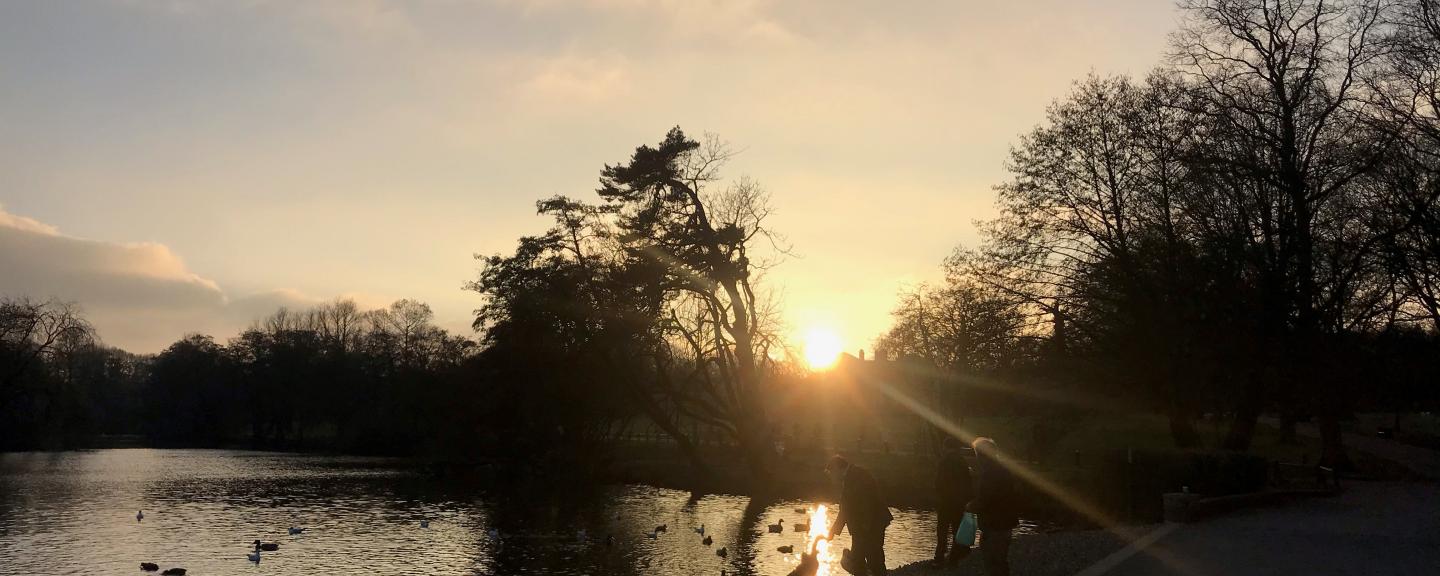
(933, 437, 974, 567)
(825, 455, 893, 576)
(968, 437, 1018, 576)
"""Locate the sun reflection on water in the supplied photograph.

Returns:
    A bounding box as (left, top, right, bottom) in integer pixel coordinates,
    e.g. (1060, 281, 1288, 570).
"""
(806, 504, 833, 575)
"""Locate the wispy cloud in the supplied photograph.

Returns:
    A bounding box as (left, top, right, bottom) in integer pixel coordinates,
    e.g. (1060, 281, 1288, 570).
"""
(0, 205, 367, 352)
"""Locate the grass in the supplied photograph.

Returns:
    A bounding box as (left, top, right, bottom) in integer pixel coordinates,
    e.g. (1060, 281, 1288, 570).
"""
(1348, 412, 1440, 449)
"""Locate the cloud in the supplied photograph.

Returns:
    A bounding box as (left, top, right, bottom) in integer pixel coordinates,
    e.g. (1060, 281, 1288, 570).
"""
(518, 53, 633, 103)
(0, 206, 354, 353)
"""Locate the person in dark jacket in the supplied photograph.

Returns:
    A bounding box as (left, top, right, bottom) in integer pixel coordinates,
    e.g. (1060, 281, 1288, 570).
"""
(933, 437, 974, 567)
(968, 437, 1018, 576)
(825, 455, 892, 576)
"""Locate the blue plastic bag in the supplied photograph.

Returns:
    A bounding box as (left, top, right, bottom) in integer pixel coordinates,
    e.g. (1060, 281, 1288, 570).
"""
(954, 512, 977, 547)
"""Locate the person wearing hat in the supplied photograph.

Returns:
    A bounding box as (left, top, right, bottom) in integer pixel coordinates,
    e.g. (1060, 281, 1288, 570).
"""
(825, 455, 893, 576)
(969, 437, 1019, 576)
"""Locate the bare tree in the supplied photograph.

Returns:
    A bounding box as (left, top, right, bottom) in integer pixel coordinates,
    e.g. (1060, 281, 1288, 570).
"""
(0, 297, 95, 407)
(1172, 0, 1389, 462)
(598, 130, 792, 482)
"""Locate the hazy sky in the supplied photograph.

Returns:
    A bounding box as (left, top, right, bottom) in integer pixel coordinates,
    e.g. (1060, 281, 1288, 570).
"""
(0, 0, 1178, 353)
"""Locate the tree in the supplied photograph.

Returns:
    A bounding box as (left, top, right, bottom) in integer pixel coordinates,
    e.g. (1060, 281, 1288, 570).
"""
(964, 74, 1219, 447)
(877, 277, 1028, 376)
(597, 129, 790, 482)
(470, 128, 790, 484)
(144, 334, 235, 445)
(0, 297, 94, 407)
(1378, 0, 1440, 330)
(1173, 0, 1389, 463)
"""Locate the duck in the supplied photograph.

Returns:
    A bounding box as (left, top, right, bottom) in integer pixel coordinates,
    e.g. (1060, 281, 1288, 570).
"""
(654, 524, 667, 533)
(254, 540, 279, 552)
(420, 519, 430, 528)
(716, 546, 728, 558)
(694, 524, 705, 535)
(288, 526, 306, 535)
(768, 519, 785, 533)
(793, 521, 809, 532)
(703, 535, 713, 546)
(646, 529, 659, 540)
(137, 510, 144, 522)
(778, 545, 795, 554)
(487, 528, 501, 540)
(788, 549, 820, 576)
(247, 549, 261, 563)
(140, 563, 159, 571)
(161, 569, 186, 576)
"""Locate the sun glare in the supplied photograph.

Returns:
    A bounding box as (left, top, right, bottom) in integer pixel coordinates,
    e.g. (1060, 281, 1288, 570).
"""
(803, 328, 843, 370)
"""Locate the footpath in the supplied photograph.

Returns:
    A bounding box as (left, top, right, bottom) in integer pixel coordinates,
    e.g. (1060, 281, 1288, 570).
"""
(893, 423, 1440, 576)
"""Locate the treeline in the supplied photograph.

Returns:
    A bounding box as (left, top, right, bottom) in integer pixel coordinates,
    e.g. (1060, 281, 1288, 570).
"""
(0, 127, 793, 486)
(882, 0, 1440, 466)
(0, 297, 482, 455)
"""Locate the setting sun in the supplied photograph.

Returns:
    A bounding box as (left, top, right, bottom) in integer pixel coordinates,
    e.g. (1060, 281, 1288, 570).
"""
(803, 328, 843, 370)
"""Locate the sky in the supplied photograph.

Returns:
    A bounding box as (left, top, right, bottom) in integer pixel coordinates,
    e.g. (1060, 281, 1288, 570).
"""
(0, 0, 1178, 354)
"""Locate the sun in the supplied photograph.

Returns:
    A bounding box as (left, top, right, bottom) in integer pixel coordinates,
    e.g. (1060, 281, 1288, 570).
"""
(802, 328, 843, 370)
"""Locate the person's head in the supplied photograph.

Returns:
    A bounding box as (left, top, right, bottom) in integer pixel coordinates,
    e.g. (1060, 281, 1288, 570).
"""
(971, 437, 998, 458)
(824, 455, 850, 483)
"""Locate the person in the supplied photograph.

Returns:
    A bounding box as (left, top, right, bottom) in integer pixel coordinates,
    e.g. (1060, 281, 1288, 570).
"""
(968, 437, 1018, 576)
(933, 437, 974, 567)
(825, 455, 892, 576)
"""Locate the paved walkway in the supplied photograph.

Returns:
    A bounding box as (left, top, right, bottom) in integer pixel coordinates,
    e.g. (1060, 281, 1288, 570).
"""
(1102, 481, 1440, 576)
(1262, 417, 1440, 480)
(896, 423, 1440, 576)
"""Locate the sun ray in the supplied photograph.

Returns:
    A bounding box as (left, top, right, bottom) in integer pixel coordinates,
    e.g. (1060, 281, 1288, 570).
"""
(861, 374, 1204, 576)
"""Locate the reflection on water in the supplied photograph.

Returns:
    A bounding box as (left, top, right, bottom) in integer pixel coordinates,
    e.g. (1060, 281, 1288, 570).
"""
(0, 450, 950, 575)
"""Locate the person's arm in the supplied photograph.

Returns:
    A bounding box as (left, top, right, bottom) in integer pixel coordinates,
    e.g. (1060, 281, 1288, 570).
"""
(935, 458, 948, 499)
(967, 462, 990, 515)
(828, 481, 851, 538)
(957, 462, 974, 505)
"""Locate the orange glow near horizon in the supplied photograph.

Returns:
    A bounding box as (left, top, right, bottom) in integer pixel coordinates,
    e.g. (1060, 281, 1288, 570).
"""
(802, 328, 843, 370)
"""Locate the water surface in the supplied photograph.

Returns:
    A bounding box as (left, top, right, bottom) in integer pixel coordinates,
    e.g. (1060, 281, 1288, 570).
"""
(0, 449, 966, 575)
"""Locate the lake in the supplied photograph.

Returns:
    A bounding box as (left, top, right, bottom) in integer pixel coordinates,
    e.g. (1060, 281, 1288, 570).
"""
(0, 449, 975, 575)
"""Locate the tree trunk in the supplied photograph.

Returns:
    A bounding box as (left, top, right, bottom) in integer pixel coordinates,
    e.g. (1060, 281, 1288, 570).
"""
(1223, 408, 1259, 451)
(1224, 366, 1264, 450)
(1168, 400, 1201, 449)
(645, 411, 714, 479)
(734, 416, 777, 492)
(1279, 408, 1298, 445)
(1317, 408, 1350, 470)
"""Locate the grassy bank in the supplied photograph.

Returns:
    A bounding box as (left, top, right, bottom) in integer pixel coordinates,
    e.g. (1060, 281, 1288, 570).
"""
(608, 412, 1396, 523)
